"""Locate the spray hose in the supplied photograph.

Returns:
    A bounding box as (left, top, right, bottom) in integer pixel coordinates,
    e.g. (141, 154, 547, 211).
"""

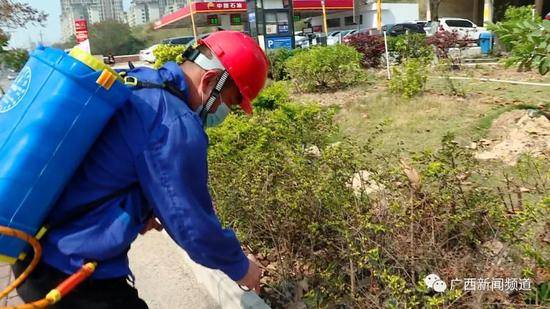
(0, 226, 96, 309)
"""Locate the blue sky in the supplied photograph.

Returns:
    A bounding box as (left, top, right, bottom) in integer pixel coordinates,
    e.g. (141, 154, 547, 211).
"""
(9, 0, 132, 49)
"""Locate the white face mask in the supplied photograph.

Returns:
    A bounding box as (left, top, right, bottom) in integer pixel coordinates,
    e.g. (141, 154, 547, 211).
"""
(195, 94, 231, 127)
(196, 74, 231, 127)
(205, 102, 230, 127)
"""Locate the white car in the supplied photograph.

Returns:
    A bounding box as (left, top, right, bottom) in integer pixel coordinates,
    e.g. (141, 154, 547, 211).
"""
(294, 32, 310, 49)
(432, 18, 486, 41)
(139, 44, 160, 63)
(327, 30, 357, 45)
(326, 31, 342, 45)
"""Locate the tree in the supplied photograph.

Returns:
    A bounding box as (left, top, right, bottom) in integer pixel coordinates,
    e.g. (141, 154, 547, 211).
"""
(0, 0, 47, 51)
(0, 0, 47, 28)
(0, 1, 46, 70)
(88, 20, 145, 55)
(429, 0, 444, 20)
(51, 35, 77, 50)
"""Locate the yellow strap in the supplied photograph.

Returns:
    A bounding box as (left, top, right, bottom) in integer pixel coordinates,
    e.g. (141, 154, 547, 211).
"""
(35, 226, 48, 240)
(0, 254, 16, 264)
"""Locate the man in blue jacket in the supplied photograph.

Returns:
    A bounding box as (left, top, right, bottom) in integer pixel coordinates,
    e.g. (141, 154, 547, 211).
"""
(14, 31, 269, 308)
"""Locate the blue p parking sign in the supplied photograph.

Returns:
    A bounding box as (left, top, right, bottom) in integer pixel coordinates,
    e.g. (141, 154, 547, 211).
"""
(265, 37, 292, 50)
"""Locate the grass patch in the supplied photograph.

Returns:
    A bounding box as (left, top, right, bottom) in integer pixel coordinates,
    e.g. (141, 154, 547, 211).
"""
(331, 72, 548, 157)
(336, 90, 492, 155)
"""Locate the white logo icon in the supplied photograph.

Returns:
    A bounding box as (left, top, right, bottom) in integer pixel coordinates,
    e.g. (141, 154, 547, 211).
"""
(0, 66, 32, 113)
(424, 273, 447, 293)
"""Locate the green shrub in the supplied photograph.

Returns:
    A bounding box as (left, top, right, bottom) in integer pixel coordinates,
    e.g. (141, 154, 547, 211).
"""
(502, 5, 542, 23)
(388, 58, 428, 98)
(387, 33, 433, 64)
(252, 81, 290, 111)
(488, 6, 549, 75)
(207, 104, 549, 307)
(266, 48, 302, 81)
(285, 45, 364, 92)
(152, 44, 184, 68)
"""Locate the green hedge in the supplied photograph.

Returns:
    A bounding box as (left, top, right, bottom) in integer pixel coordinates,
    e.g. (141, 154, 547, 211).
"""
(152, 44, 185, 68)
(285, 45, 365, 92)
(207, 101, 549, 307)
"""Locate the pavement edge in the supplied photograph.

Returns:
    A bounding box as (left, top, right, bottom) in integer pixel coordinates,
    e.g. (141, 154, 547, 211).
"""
(164, 232, 270, 309)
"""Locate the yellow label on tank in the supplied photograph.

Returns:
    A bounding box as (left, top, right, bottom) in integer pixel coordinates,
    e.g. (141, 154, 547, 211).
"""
(69, 47, 122, 81)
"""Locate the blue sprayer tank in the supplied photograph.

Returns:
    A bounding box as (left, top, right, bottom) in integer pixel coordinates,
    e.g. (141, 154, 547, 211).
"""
(0, 46, 130, 263)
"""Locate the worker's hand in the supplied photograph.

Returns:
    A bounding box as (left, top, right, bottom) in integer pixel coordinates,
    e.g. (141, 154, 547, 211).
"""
(140, 216, 163, 234)
(237, 254, 262, 294)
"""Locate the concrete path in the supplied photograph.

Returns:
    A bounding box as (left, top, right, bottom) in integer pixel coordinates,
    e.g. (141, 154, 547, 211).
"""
(0, 232, 216, 308)
(0, 262, 22, 307)
(129, 231, 218, 309)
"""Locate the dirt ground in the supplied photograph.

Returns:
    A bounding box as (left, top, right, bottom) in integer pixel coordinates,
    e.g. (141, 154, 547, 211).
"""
(475, 110, 550, 165)
(460, 64, 550, 83)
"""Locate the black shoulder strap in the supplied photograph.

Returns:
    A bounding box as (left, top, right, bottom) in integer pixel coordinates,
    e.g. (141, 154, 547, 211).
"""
(44, 186, 135, 231)
(124, 76, 187, 102)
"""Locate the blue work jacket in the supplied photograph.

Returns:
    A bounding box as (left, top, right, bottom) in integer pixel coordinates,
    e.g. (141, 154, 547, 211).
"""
(41, 62, 248, 281)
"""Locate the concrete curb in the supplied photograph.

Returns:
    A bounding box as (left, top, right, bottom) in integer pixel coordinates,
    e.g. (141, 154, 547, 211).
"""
(163, 232, 270, 309)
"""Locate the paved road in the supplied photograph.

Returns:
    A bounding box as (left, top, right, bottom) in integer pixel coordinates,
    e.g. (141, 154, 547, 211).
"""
(129, 231, 218, 309)
(1, 232, 216, 308)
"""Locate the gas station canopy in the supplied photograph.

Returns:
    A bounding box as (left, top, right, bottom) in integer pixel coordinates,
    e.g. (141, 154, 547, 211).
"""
(154, 0, 353, 29)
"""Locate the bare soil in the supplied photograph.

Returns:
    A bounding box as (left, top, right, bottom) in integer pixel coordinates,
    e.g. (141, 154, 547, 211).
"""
(475, 110, 550, 165)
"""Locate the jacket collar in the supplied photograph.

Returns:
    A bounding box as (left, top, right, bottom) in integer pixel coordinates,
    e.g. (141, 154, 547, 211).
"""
(158, 61, 190, 102)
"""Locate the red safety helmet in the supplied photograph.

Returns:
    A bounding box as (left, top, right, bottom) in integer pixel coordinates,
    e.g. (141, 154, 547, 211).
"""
(199, 31, 268, 114)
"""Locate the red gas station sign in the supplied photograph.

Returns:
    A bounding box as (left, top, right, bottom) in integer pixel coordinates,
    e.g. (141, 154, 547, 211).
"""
(74, 19, 89, 43)
(198, 1, 245, 11)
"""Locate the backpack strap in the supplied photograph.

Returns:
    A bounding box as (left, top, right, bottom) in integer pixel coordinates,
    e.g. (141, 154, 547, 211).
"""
(123, 75, 187, 102)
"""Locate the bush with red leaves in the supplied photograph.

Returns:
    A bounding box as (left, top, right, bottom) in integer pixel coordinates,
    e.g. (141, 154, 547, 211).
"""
(426, 31, 469, 59)
(345, 33, 385, 68)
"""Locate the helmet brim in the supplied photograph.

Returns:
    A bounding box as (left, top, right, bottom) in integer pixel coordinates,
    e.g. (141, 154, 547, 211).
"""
(240, 97, 253, 115)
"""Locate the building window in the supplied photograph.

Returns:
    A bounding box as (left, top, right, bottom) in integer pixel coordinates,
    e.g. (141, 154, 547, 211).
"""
(230, 14, 242, 25)
(344, 16, 354, 26)
(207, 14, 220, 25)
(327, 18, 340, 28)
(344, 15, 363, 25)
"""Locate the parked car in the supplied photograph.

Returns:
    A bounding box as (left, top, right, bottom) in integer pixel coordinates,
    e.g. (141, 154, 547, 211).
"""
(294, 32, 310, 48)
(139, 44, 160, 63)
(431, 18, 486, 41)
(412, 20, 431, 33)
(161, 36, 195, 45)
(382, 23, 425, 36)
(326, 31, 342, 45)
(326, 29, 358, 45)
(340, 29, 358, 43)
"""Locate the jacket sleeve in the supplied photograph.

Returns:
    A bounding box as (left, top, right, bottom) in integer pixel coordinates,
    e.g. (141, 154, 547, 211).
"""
(134, 113, 249, 281)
